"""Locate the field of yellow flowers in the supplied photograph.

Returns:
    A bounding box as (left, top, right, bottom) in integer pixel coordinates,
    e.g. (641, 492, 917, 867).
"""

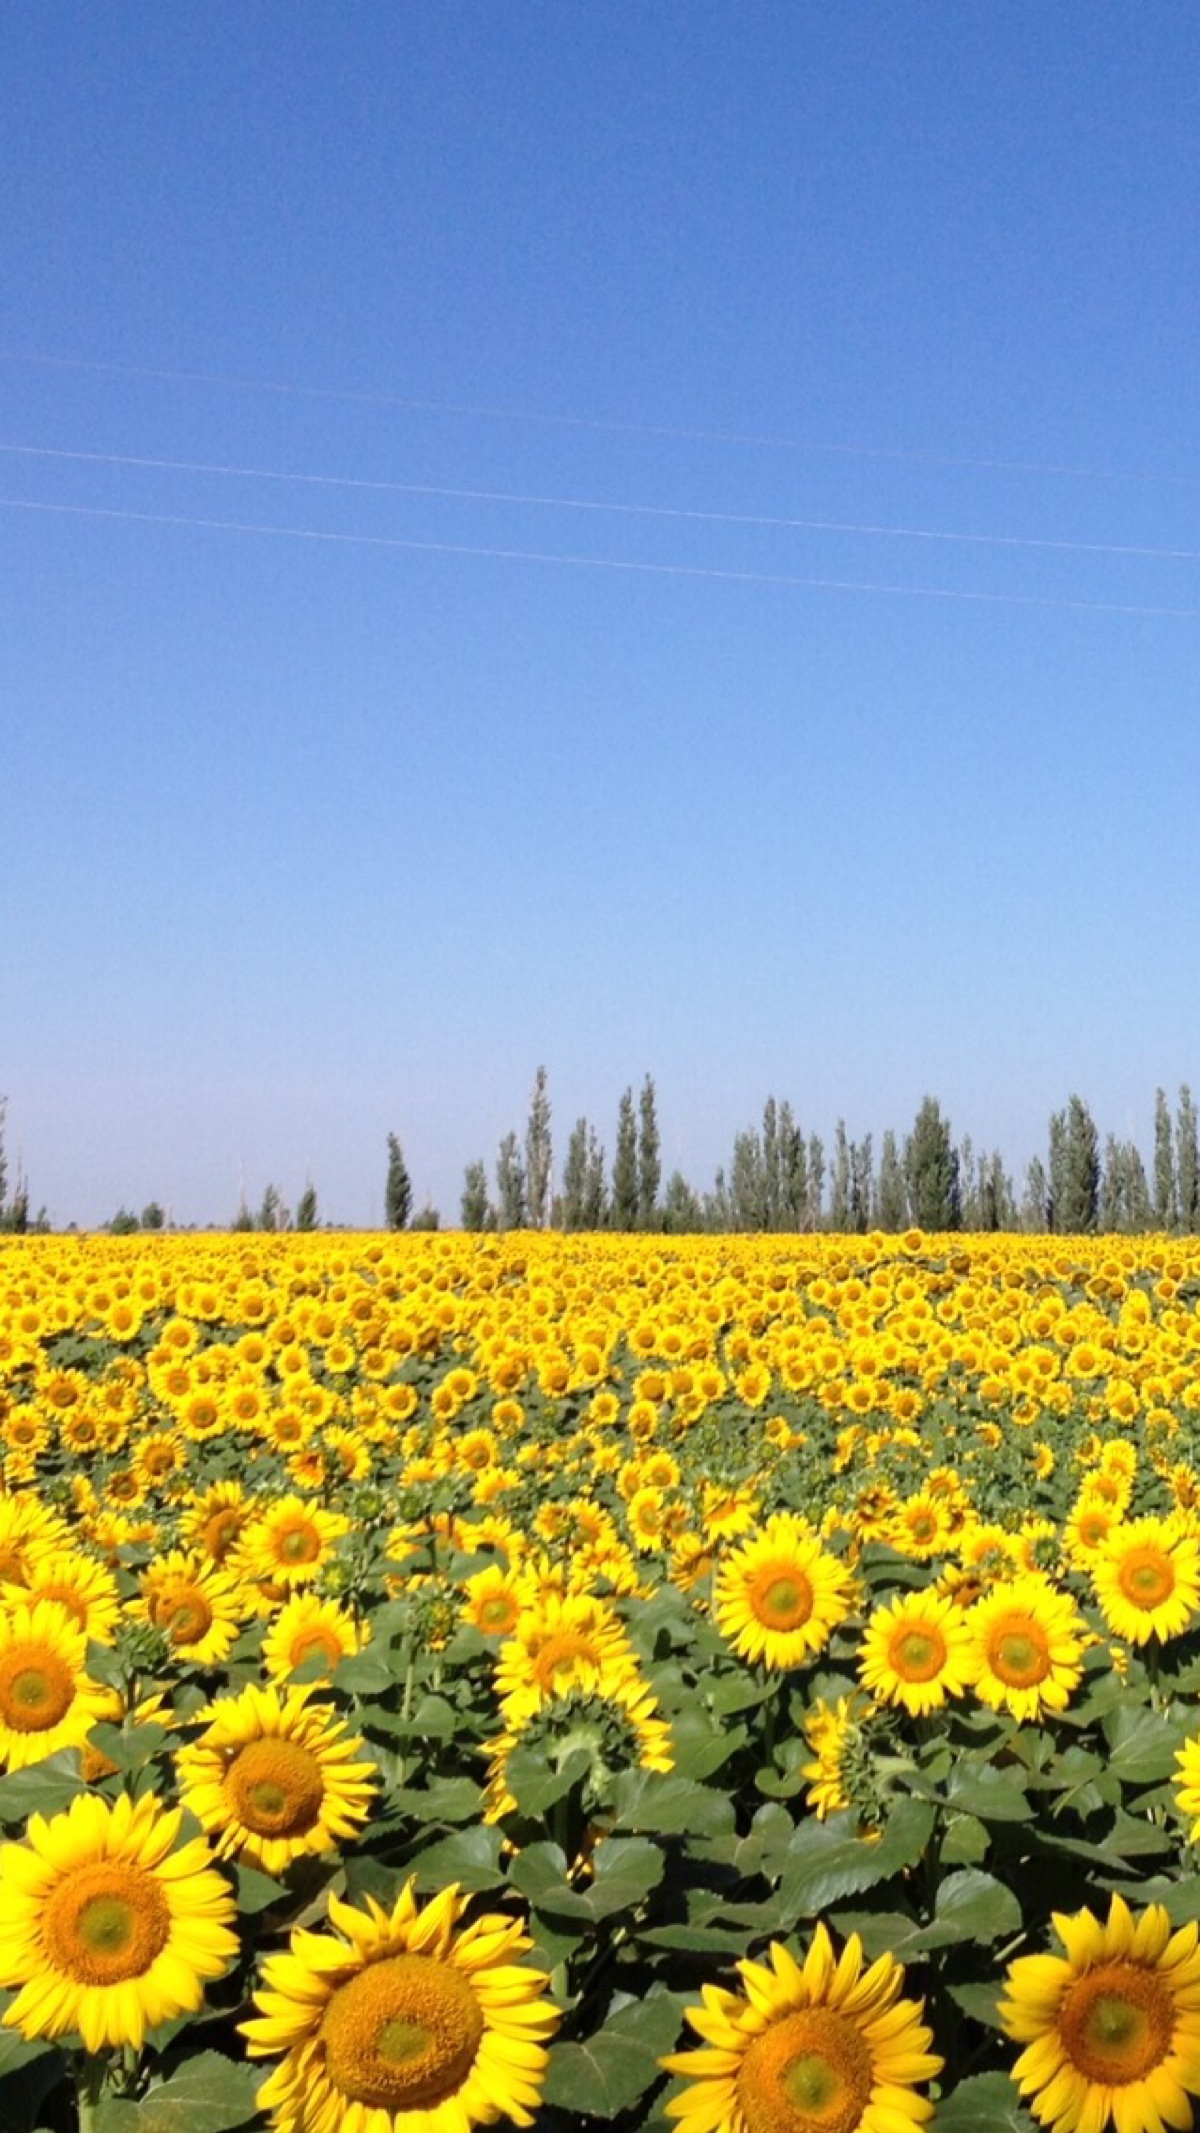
(2, 1227, 1200, 2133)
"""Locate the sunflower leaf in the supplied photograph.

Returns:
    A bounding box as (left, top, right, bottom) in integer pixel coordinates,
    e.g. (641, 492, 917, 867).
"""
(934, 2072, 1036, 2133)
(92, 2053, 262, 2133)
(541, 1991, 684, 2118)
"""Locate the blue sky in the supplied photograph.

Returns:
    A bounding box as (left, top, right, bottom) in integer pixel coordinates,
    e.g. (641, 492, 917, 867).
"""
(3, 3, 1199, 1226)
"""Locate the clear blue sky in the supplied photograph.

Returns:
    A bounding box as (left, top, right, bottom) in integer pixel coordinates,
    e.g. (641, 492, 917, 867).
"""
(3, 3, 1199, 1226)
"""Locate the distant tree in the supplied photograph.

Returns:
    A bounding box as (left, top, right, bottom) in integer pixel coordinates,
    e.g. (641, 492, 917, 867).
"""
(611, 1089, 638, 1229)
(705, 1166, 732, 1232)
(564, 1118, 607, 1230)
(1178, 1086, 1200, 1233)
(495, 1132, 527, 1230)
(1154, 1089, 1177, 1230)
(829, 1121, 851, 1231)
(806, 1134, 825, 1228)
(877, 1130, 906, 1230)
(978, 1150, 1016, 1231)
(1021, 1156, 1050, 1232)
(761, 1099, 781, 1230)
(258, 1183, 283, 1233)
(461, 1159, 493, 1231)
(108, 1207, 140, 1235)
(231, 1197, 255, 1233)
(1100, 1137, 1152, 1233)
(140, 1201, 165, 1231)
(849, 1133, 874, 1232)
(662, 1170, 703, 1232)
(778, 1102, 808, 1230)
(385, 1135, 413, 1231)
(524, 1066, 553, 1230)
(295, 1182, 318, 1231)
(5, 1184, 28, 1235)
(0, 1096, 8, 1216)
(903, 1097, 961, 1230)
(1054, 1096, 1100, 1233)
(583, 1130, 607, 1229)
(410, 1203, 441, 1230)
(637, 1075, 661, 1229)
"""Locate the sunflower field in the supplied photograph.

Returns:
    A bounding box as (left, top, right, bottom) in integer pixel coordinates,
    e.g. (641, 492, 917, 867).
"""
(3, 1228, 1200, 2133)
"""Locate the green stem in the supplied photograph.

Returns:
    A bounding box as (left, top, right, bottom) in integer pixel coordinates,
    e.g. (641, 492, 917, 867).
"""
(76, 2051, 107, 2133)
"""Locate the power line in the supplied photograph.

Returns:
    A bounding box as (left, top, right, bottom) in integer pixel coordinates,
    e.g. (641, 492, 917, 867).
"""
(4, 440, 1199, 564)
(2, 346, 1197, 490)
(3, 495, 1196, 617)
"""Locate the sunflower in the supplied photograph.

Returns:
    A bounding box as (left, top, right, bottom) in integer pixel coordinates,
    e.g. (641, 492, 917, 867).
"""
(967, 1576, 1087, 1723)
(0, 1790, 237, 2051)
(242, 1879, 559, 2133)
(176, 1682, 377, 1876)
(262, 1593, 371, 1683)
(135, 1551, 246, 1667)
(1173, 1732, 1200, 1843)
(662, 1922, 941, 2133)
(236, 1497, 350, 1589)
(494, 1593, 638, 1705)
(1093, 1516, 1200, 1645)
(484, 1668, 674, 1821)
(2, 1547, 121, 1644)
(857, 1590, 975, 1718)
(180, 1480, 252, 1565)
(1001, 1894, 1200, 2133)
(0, 1598, 111, 1770)
(715, 1516, 854, 1672)
(462, 1564, 527, 1640)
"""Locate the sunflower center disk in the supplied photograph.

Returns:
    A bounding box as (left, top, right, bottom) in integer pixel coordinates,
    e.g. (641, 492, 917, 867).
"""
(42, 1860, 171, 1984)
(1059, 1963, 1174, 2086)
(737, 2008, 874, 2133)
(889, 1627, 946, 1682)
(228, 1739, 326, 1835)
(751, 1568, 815, 1632)
(320, 1953, 485, 2111)
(163, 1595, 214, 1646)
(279, 1526, 320, 1565)
(1119, 1553, 1175, 1608)
(989, 1621, 1050, 1686)
(0, 1647, 75, 1731)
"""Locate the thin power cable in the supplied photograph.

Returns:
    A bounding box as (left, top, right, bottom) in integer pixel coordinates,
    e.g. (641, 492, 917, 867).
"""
(3, 440, 1199, 563)
(1, 346, 1197, 490)
(3, 495, 1196, 617)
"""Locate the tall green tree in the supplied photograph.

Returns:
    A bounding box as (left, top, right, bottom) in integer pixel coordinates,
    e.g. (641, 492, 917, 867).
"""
(611, 1089, 638, 1229)
(295, 1182, 318, 1231)
(877, 1130, 906, 1229)
(730, 1128, 767, 1230)
(385, 1135, 413, 1231)
(778, 1102, 808, 1230)
(849, 1133, 874, 1232)
(806, 1135, 825, 1229)
(495, 1133, 526, 1230)
(1177, 1086, 1200, 1233)
(662, 1170, 703, 1232)
(637, 1075, 661, 1229)
(1154, 1088, 1177, 1230)
(460, 1160, 493, 1231)
(524, 1066, 553, 1229)
(829, 1121, 851, 1231)
(1052, 1096, 1099, 1233)
(903, 1097, 961, 1230)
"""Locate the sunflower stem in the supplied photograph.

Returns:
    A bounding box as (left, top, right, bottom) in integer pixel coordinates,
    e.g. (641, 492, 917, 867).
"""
(75, 2050, 108, 2133)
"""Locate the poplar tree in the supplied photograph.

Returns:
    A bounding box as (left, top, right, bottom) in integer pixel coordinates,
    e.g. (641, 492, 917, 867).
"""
(524, 1066, 553, 1230)
(1055, 1096, 1099, 1233)
(903, 1098, 961, 1229)
(637, 1076, 661, 1229)
(1177, 1086, 1200, 1233)
(495, 1133, 526, 1230)
(662, 1171, 703, 1231)
(295, 1183, 318, 1231)
(877, 1130, 906, 1229)
(385, 1136, 413, 1231)
(612, 1089, 638, 1228)
(849, 1134, 874, 1232)
(730, 1129, 767, 1230)
(806, 1135, 825, 1228)
(779, 1102, 808, 1230)
(461, 1160, 493, 1231)
(1154, 1089, 1177, 1230)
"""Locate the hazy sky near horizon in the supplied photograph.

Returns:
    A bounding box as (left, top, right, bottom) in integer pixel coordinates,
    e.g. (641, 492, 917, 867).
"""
(3, 3, 1199, 1227)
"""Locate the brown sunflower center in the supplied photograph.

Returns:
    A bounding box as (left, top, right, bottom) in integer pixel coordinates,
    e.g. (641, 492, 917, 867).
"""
(226, 1738, 326, 1836)
(154, 1590, 214, 1647)
(0, 1645, 76, 1731)
(749, 1566, 816, 1632)
(203, 1510, 243, 1562)
(289, 1627, 343, 1672)
(1058, 1962, 1174, 2086)
(532, 1632, 600, 1690)
(888, 1624, 946, 1682)
(477, 1594, 520, 1635)
(986, 1617, 1051, 1687)
(41, 1860, 170, 1984)
(1118, 1550, 1175, 1609)
(737, 2007, 874, 2133)
(320, 1953, 485, 2110)
(278, 1525, 321, 1566)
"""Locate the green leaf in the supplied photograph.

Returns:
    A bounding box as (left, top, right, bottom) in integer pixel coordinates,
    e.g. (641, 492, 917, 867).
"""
(670, 1709, 748, 1781)
(233, 1863, 284, 1913)
(777, 1799, 935, 1921)
(505, 1747, 591, 1817)
(1104, 1704, 1190, 1784)
(944, 1762, 1030, 1823)
(0, 1749, 83, 1822)
(93, 2054, 262, 2133)
(331, 1648, 400, 1695)
(85, 1722, 170, 1772)
(611, 1770, 737, 1839)
(910, 1869, 1022, 1950)
(391, 1776, 483, 1824)
(410, 1824, 507, 1891)
(935, 2072, 1036, 2133)
(941, 1812, 989, 1864)
(948, 1980, 1007, 2030)
(519, 1837, 665, 1922)
(542, 1993, 684, 2118)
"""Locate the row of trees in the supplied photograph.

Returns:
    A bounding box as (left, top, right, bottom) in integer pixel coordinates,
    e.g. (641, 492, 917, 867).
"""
(452, 1074, 1200, 1237)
